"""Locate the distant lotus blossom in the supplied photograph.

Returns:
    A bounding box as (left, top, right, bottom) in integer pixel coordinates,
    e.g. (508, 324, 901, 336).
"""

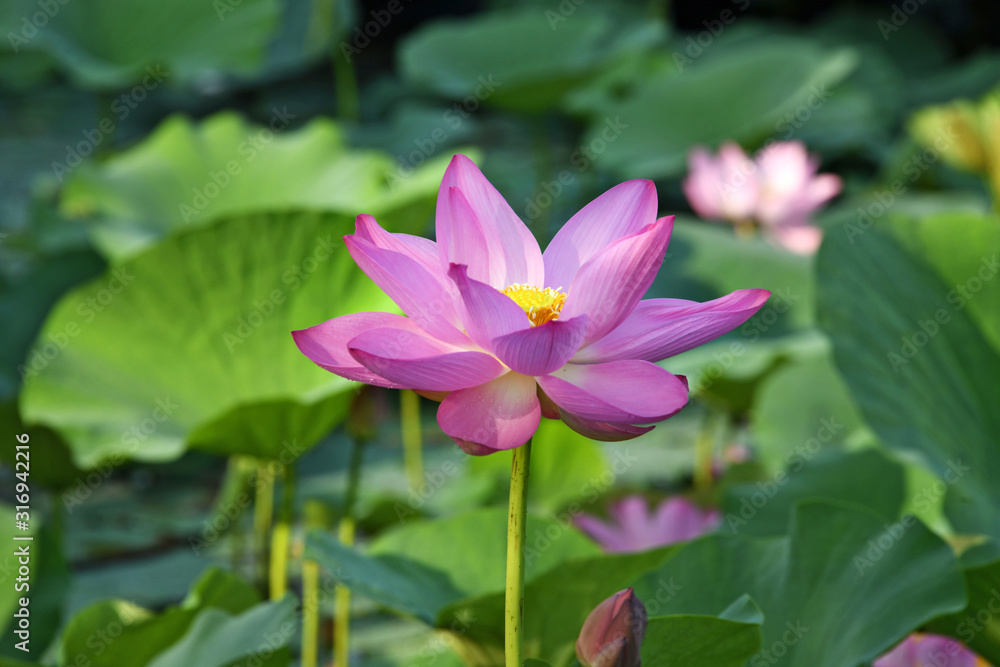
(576, 496, 720, 552)
(294, 155, 770, 455)
(875, 633, 990, 667)
(683, 141, 841, 255)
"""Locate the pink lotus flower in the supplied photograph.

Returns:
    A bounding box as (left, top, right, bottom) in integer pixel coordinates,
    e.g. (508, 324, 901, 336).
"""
(683, 141, 841, 255)
(293, 155, 770, 455)
(576, 496, 720, 552)
(875, 633, 990, 667)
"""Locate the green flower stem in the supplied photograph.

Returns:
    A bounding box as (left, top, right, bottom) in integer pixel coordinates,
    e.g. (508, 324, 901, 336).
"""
(335, 434, 366, 667)
(253, 460, 275, 593)
(301, 500, 330, 667)
(269, 463, 296, 600)
(694, 410, 723, 491)
(330, 1, 359, 123)
(505, 439, 532, 667)
(401, 390, 425, 493)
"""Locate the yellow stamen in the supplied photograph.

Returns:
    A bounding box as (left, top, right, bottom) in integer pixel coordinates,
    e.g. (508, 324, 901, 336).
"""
(501, 284, 567, 327)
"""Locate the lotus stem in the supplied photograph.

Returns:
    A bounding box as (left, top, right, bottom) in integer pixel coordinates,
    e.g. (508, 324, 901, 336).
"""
(253, 460, 275, 593)
(301, 500, 329, 667)
(269, 463, 295, 600)
(401, 390, 425, 494)
(505, 438, 532, 667)
(694, 410, 722, 491)
(335, 434, 366, 667)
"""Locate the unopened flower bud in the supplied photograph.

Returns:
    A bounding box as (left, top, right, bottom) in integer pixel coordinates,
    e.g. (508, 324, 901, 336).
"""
(576, 587, 648, 667)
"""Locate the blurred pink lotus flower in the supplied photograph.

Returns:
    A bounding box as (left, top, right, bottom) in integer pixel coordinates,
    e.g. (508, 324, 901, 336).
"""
(576, 496, 720, 552)
(683, 141, 841, 255)
(874, 633, 990, 667)
(293, 155, 769, 455)
(576, 588, 648, 667)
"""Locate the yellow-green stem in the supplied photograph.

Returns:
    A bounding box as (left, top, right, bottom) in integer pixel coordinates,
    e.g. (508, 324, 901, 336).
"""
(269, 463, 295, 600)
(253, 461, 275, 592)
(401, 390, 425, 493)
(505, 439, 532, 667)
(330, 0, 360, 124)
(301, 500, 329, 667)
(694, 411, 722, 491)
(335, 435, 365, 667)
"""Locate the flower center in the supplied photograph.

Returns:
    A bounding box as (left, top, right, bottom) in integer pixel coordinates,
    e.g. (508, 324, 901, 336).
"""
(501, 284, 566, 327)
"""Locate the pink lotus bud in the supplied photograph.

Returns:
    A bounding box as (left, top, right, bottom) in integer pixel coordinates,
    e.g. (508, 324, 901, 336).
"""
(576, 588, 648, 667)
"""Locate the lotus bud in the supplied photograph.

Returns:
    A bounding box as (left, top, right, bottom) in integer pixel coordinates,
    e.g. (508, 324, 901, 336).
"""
(576, 587, 648, 667)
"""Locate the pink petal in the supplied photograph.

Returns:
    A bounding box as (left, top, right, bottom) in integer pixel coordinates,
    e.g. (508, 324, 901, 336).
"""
(574, 514, 632, 552)
(354, 214, 441, 278)
(436, 155, 544, 289)
(348, 327, 506, 391)
(346, 235, 466, 345)
(542, 180, 657, 290)
(437, 372, 540, 455)
(448, 263, 529, 352)
(537, 360, 689, 424)
(560, 217, 674, 346)
(491, 314, 588, 376)
(292, 313, 423, 388)
(560, 412, 654, 442)
(875, 634, 981, 667)
(573, 289, 771, 363)
(438, 187, 493, 285)
(652, 497, 721, 543)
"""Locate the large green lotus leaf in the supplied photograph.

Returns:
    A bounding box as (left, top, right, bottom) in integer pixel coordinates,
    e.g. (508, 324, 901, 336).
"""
(60, 113, 451, 262)
(750, 354, 874, 471)
(578, 39, 857, 178)
(146, 596, 295, 667)
(20, 211, 387, 467)
(57, 568, 262, 667)
(370, 507, 600, 599)
(641, 614, 762, 667)
(633, 502, 966, 667)
(467, 418, 609, 514)
(817, 223, 1000, 540)
(0, 0, 280, 89)
(722, 449, 905, 538)
(892, 212, 1000, 354)
(399, 7, 665, 113)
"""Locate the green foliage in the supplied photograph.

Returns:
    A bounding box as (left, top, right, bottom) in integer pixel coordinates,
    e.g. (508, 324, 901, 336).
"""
(20, 211, 393, 467)
(818, 216, 1000, 540)
(633, 502, 967, 666)
(59, 113, 449, 262)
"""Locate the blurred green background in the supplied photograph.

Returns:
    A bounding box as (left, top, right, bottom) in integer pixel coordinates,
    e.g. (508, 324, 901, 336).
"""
(1, 0, 1000, 666)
